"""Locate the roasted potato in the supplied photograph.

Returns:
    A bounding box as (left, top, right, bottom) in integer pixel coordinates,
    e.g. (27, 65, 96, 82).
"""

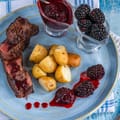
(39, 76, 56, 92)
(68, 53, 81, 67)
(39, 56, 57, 73)
(49, 44, 58, 56)
(55, 65, 71, 83)
(32, 64, 47, 79)
(53, 45, 68, 65)
(29, 44, 48, 63)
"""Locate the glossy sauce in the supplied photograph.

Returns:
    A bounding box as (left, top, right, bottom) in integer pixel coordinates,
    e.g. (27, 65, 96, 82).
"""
(25, 102, 49, 109)
(41, 103, 48, 108)
(34, 102, 40, 108)
(50, 71, 99, 108)
(37, 0, 73, 29)
(25, 102, 32, 110)
(49, 97, 75, 108)
(73, 72, 99, 90)
(25, 71, 100, 109)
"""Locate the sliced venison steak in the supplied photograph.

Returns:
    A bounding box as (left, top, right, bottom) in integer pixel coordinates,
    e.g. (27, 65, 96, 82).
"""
(3, 56, 33, 98)
(0, 39, 24, 60)
(0, 17, 39, 61)
(0, 17, 39, 98)
(6, 16, 39, 45)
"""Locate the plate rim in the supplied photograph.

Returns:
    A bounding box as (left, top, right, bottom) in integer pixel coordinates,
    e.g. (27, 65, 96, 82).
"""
(0, 4, 119, 120)
(79, 37, 119, 120)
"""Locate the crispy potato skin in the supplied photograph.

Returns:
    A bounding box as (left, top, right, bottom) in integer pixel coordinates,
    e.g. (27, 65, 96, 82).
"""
(53, 46, 68, 65)
(32, 64, 47, 79)
(55, 65, 71, 83)
(39, 76, 56, 91)
(68, 53, 81, 67)
(49, 44, 58, 56)
(39, 56, 57, 73)
(29, 44, 48, 63)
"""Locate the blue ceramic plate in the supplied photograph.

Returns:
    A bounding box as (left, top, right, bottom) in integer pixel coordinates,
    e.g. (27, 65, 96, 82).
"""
(0, 5, 119, 120)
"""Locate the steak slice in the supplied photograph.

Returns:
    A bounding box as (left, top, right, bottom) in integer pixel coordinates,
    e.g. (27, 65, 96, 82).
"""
(3, 57, 33, 98)
(0, 17, 39, 60)
(0, 39, 24, 60)
(0, 17, 39, 98)
(6, 16, 39, 45)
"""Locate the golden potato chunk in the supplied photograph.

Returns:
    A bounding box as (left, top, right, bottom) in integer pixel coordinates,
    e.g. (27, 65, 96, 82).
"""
(39, 76, 56, 92)
(32, 64, 47, 79)
(55, 65, 71, 83)
(29, 44, 48, 63)
(68, 53, 81, 67)
(49, 44, 58, 56)
(39, 56, 57, 73)
(53, 45, 68, 65)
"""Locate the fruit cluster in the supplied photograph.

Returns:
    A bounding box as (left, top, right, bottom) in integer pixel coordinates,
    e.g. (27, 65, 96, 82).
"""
(29, 44, 81, 92)
(75, 4, 108, 41)
(73, 64, 105, 97)
(50, 64, 105, 108)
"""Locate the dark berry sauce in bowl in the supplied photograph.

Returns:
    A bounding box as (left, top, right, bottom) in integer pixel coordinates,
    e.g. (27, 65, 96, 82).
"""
(37, 0, 73, 36)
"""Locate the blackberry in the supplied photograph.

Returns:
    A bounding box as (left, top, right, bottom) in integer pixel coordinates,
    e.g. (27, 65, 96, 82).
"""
(73, 81, 95, 97)
(87, 64, 105, 80)
(75, 4, 90, 20)
(78, 19, 92, 32)
(89, 24, 108, 41)
(90, 8, 105, 24)
(55, 87, 75, 104)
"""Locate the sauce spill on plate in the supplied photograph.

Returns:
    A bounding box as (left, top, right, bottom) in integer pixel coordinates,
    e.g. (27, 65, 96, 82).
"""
(25, 64, 104, 109)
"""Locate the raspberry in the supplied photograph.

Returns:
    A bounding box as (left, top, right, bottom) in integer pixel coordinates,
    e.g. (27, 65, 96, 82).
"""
(89, 24, 108, 41)
(55, 87, 75, 104)
(73, 81, 95, 97)
(78, 19, 92, 32)
(87, 64, 105, 80)
(90, 8, 105, 24)
(75, 4, 90, 20)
